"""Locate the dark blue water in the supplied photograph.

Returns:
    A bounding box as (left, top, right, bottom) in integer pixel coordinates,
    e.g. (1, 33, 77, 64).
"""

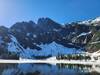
(0, 63, 100, 75)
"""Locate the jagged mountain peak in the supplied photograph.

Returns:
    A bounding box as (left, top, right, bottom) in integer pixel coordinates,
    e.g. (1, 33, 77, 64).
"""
(0, 26, 8, 30)
(12, 21, 36, 27)
(0, 26, 9, 35)
(37, 17, 62, 30)
(37, 17, 61, 26)
(37, 17, 54, 25)
(10, 21, 36, 33)
(10, 17, 61, 32)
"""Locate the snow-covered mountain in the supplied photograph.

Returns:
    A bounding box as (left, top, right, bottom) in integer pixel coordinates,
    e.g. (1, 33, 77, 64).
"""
(0, 17, 100, 59)
(78, 17, 100, 25)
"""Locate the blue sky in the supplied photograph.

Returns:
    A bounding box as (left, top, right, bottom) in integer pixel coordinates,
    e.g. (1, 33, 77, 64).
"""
(0, 0, 100, 27)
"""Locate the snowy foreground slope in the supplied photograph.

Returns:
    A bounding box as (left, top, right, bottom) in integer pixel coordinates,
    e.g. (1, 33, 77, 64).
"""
(7, 35, 81, 59)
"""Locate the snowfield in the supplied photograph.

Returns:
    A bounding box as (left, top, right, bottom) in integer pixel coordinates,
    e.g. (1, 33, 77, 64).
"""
(7, 35, 82, 59)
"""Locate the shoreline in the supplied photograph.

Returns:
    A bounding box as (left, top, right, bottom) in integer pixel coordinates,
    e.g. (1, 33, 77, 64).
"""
(0, 59, 99, 65)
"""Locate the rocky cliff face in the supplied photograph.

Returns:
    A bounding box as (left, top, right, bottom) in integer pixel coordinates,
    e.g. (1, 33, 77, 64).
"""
(0, 17, 100, 59)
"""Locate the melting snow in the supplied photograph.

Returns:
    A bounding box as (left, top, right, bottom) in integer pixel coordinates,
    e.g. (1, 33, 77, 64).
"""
(7, 35, 20, 52)
(53, 29, 59, 32)
(26, 33, 30, 36)
(33, 34, 37, 38)
(77, 31, 91, 38)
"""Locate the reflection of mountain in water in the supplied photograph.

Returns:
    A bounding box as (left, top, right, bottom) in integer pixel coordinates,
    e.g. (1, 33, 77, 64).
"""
(57, 64, 100, 74)
(0, 63, 100, 75)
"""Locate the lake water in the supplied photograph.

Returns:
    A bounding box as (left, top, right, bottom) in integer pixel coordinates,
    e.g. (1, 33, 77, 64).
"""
(0, 63, 100, 75)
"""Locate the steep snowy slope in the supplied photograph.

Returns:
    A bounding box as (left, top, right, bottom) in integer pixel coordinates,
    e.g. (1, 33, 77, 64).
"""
(7, 35, 81, 59)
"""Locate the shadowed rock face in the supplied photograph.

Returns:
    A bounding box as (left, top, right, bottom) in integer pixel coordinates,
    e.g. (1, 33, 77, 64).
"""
(10, 18, 93, 49)
(0, 17, 100, 59)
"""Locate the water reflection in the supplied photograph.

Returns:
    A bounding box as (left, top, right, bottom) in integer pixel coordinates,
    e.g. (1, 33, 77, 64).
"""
(0, 63, 100, 75)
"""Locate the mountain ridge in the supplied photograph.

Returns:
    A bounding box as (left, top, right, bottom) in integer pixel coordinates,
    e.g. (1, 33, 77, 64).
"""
(0, 17, 100, 59)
